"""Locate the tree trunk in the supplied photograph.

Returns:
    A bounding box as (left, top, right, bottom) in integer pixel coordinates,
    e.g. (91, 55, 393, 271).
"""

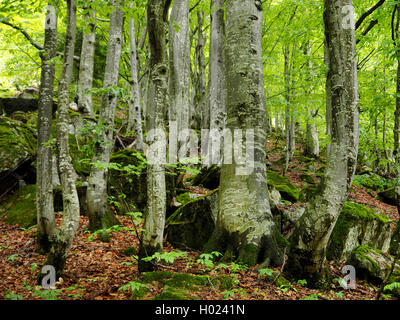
(208, 0, 226, 132)
(86, 0, 124, 232)
(196, 11, 207, 130)
(36, 2, 58, 253)
(286, 0, 359, 288)
(44, 0, 80, 278)
(77, 0, 96, 120)
(168, 0, 190, 161)
(138, 0, 171, 272)
(128, 1, 144, 152)
(205, 0, 284, 267)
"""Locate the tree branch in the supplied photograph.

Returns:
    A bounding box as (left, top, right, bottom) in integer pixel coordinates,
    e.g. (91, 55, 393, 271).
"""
(356, 19, 378, 44)
(0, 19, 43, 50)
(355, 0, 386, 30)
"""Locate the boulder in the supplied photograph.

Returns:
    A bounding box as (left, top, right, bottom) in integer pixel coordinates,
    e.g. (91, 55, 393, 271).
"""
(166, 190, 218, 250)
(0, 116, 37, 197)
(327, 202, 392, 263)
(0, 98, 39, 116)
(267, 171, 299, 203)
(348, 245, 400, 285)
(299, 185, 320, 202)
(390, 222, 400, 257)
(0, 184, 37, 228)
(108, 149, 147, 213)
(378, 187, 397, 206)
(191, 165, 220, 190)
(273, 204, 306, 234)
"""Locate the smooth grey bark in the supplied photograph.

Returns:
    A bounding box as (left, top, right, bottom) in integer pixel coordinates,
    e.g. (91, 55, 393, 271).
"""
(45, 0, 80, 277)
(138, 0, 171, 272)
(127, 2, 144, 152)
(286, 0, 359, 288)
(196, 11, 207, 130)
(304, 42, 319, 158)
(168, 0, 190, 157)
(208, 0, 226, 132)
(86, 0, 124, 232)
(283, 44, 295, 174)
(205, 0, 283, 267)
(324, 38, 332, 156)
(77, 0, 96, 119)
(36, 3, 58, 253)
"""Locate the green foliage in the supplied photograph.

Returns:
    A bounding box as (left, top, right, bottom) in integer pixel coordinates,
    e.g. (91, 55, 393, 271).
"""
(353, 173, 393, 192)
(196, 251, 222, 269)
(142, 250, 188, 265)
(258, 268, 275, 278)
(384, 282, 400, 292)
(32, 287, 62, 300)
(4, 290, 23, 300)
(301, 294, 319, 300)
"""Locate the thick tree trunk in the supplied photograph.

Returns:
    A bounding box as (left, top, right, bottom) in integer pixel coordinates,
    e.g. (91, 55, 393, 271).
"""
(86, 0, 124, 232)
(77, 0, 96, 120)
(45, 0, 80, 278)
(138, 0, 171, 272)
(128, 2, 144, 152)
(205, 0, 284, 267)
(394, 58, 400, 160)
(36, 3, 58, 253)
(286, 0, 359, 288)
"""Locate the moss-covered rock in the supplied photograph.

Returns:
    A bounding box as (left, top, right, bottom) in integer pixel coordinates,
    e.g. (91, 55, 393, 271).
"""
(191, 165, 220, 190)
(0, 184, 36, 228)
(0, 116, 36, 175)
(378, 187, 397, 206)
(166, 190, 218, 250)
(299, 185, 320, 202)
(120, 245, 137, 257)
(267, 171, 299, 203)
(300, 173, 315, 185)
(138, 271, 237, 300)
(108, 149, 147, 213)
(327, 202, 392, 263)
(390, 222, 400, 257)
(348, 245, 400, 285)
(273, 204, 307, 233)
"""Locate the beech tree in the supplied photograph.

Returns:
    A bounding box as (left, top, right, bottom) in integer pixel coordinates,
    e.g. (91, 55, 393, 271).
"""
(286, 0, 360, 288)
(138, 0, 171, 272)
(36, 2, 58, 253)
(205, 0, 284, 267)
(45, 0, 80, 277)
(86, 0, 124, 232)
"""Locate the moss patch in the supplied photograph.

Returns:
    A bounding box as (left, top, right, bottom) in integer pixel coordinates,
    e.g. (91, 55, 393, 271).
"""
(1, 184, 37, 228)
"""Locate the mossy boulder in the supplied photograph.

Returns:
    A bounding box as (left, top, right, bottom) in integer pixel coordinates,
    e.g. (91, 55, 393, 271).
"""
(274, 204, 307, 233)
(327, 202, 392, 263)
(191, 165, 220, 190)
(108, 149, 147, 213)
(259, 270, 291, 288)
(348, 245, 400, 285)
(300, 173, 316, 185)
(378, 187, 397, 206)
(53, 183, 87, 215)
(138, 271, 236, 300)
(390, 222, 400, 257)
(299, 185, 320, 202)
(267, 171, 299, 203)
(0, 184, 36, 228)
(166, 190, 218, 250)
(0, 116, 37, 196)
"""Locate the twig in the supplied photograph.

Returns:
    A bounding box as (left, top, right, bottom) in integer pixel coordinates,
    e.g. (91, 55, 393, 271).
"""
(272, 247, 287, 285)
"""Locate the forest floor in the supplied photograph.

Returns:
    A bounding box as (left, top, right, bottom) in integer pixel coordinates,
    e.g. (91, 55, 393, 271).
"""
(0, 134, 398, 301)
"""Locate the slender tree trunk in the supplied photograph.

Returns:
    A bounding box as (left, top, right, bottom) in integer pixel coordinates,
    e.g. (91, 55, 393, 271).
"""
(286, 0, 359, 288)
(36, 2, 58, 253)
(127, 1, 144, 152)
(208, 0, 226, 132)
(395, 58, 400, 160)
(86, 0, 124, 232)
(44, 0, 80, 278)
(325, 39, 332, 156)
(205, 0, 284, 267)
(138, 0, 171, 272)
(168, 0, 190, 153)
(196, 11, 207, 130)
(77, 0, 96, 120)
